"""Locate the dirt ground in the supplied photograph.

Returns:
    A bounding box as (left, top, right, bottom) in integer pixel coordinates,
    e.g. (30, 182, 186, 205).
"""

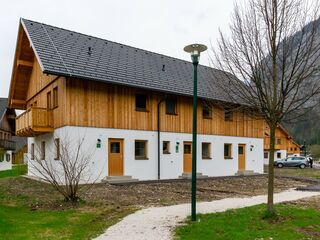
(1, 175, 311, 210)
(83, 175, 308, 207)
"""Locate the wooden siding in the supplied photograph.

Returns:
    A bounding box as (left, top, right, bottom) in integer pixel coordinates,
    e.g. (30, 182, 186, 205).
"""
(65, 78, 264, 137)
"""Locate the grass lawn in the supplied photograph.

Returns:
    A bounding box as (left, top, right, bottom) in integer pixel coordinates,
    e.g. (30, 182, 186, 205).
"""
(175, 204, 320, 240)
(273, 167, 320, 179)
(0, 176, 135, 240)
(0, 164, 27, 178)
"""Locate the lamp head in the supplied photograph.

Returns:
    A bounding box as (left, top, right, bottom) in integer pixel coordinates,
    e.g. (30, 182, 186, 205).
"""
(184, 44, 207, 64)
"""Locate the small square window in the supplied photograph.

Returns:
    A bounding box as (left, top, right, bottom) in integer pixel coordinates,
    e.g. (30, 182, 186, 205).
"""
(135, 140, 148, 159)
(136, 94, 147, 111)
(163, 141, 170, 154)
(203, 104, 212, 119)
(166, 98, 177, 115)
(110, 142, 120, 153)
(277, 152, 281, 158)
(224, 144, 232, 159)
(276, 138, 281, 145)
(294, 147, 297, 151)
(264, 152, 268, 159)
(202, 143, 211, 159)
(224, 108, 233, 121)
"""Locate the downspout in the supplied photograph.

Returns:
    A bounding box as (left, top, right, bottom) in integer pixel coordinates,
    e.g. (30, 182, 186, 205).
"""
(157, 95, 167, 180)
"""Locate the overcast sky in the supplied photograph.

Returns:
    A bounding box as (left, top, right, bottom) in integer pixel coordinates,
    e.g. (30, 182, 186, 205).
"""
(0, 0, 235, 97)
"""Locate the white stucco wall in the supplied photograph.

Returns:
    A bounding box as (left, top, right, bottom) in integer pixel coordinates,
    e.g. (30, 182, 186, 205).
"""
(0, 150, 12, 171)
(28, 126, 264, 183)
(264, 150, 287, 165)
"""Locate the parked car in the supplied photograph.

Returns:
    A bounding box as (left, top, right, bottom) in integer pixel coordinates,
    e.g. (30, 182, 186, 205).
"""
(274, 156, 310, 169)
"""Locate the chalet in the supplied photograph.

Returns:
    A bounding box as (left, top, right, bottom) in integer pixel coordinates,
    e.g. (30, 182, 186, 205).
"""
(0, 98, 16, 170)
(264, 124, 300, 164)
(7, 19, 265, 182)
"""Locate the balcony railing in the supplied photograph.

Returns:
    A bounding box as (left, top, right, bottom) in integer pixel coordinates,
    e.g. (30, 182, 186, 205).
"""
(0, 139, 16, 150)
(16, 107, 53, 137)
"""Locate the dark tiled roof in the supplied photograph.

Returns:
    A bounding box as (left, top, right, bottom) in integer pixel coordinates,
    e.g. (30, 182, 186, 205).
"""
(0, 98, 8, 119)
(21, 18, 233, 102)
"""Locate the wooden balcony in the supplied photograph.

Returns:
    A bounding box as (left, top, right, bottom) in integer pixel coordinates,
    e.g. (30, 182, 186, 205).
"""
(16, 107, 53, 137)
(0, 139, 16, 150)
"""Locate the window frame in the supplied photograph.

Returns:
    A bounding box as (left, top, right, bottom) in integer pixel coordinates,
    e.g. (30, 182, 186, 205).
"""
(202, 103, 212, 119)
(30, 143, 35, 160)
(224, 143, 232, 159)
(163, 141, 171, 154)
(47, 91, 52, 110)
(5, 153, 10, 162)
(202, 142, 212, 159)
(264, 152, 269, 159)
(224, 107, 233, 122)
(135, 140, 148, 160)
(165, 98, 177, 115)
(276, 152, 281, 159)
(276, 138, 281, 145)
(54, 138, 60, 160)
(41, 141, 46, 160)
(135, 93, 148, 112)
(53, 87, 58, 108)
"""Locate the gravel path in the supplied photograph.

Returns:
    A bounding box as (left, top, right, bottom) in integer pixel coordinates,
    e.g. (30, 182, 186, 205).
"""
(94, 189, 320, 240)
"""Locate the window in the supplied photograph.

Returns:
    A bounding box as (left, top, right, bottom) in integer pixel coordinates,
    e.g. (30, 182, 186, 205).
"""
(163, 141, 170, 154)
(224, 143, 232, 159)
(277, 152, 281, 159)
(184, 144, 191, 154)
(202, 104, 212, 119)
(5, 154, 10, 162)
(41, 141, 46, 160)
(47, 91, 52, 109)
(110, 142, 120, 153)
(135, 140, 148, 159)
(53, 87, 58, 108)
(290, 147, 293, 151)
(264, 152, 269, 159)
(276, 138, 281, 145)
(135, 94, 147, 111)
(202, 143, 211, 159)
(224, 108, 233, 121)
(31, 143, 35, 160)
(0, 154, 3, 162)
(166, 98, 177, 115)
(294, 147, 297, 151)
(54, 138, 60, 160)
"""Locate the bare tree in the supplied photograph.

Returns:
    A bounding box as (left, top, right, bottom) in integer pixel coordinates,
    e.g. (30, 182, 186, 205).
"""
(28, 135, 96, 202)
(212, 0, 320, 213)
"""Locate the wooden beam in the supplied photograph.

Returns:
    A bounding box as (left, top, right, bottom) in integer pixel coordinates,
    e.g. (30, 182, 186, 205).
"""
(11, 99, 26, 105)
(17, 59, 33, 68)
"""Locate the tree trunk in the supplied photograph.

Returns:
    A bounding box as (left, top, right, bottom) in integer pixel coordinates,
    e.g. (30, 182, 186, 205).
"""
(267, 123, 276, 213)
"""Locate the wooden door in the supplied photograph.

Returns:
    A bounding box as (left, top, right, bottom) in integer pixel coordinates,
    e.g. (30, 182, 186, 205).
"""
(108, 139, 124, 176)
(183, 142, 192, 173)
(238, 144, 246, 170)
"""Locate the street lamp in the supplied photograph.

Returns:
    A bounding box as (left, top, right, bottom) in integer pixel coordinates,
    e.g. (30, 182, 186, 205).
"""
(184, 43, 207, 221)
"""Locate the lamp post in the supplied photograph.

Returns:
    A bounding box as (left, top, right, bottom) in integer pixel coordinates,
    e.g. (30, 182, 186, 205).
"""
(184, 44, 207, 221)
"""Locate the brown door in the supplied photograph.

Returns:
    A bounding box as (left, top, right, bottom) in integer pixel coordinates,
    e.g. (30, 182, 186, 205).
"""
(183, 142, 192, 173)
(108, 139, 124, 176)
(238, 144, 246, 170)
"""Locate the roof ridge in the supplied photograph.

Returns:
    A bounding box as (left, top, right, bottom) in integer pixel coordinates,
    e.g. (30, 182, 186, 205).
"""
(21, 18, 216, 71)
